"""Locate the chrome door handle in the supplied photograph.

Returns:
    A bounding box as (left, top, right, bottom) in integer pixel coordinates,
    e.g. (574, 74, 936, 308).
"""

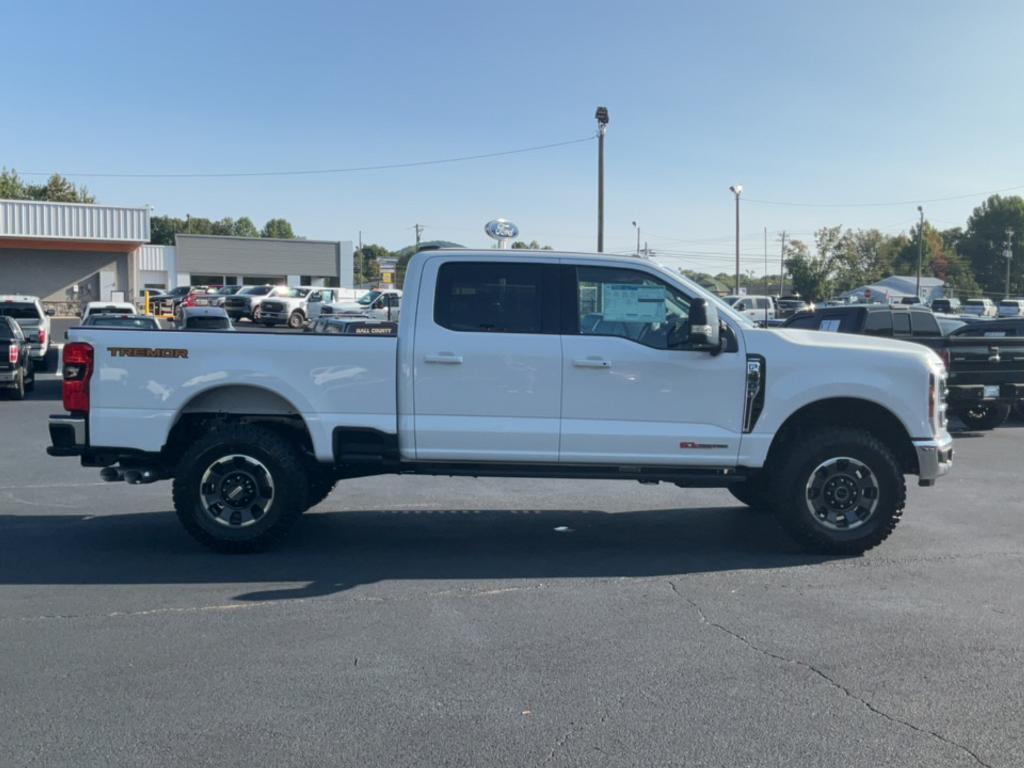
(424, 353, 463, 364)
(572, 357, 611, 369)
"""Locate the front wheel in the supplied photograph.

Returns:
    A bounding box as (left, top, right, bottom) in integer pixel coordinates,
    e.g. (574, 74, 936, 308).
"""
(956, 402, 1011, 431)
(770, 428, 905, 556)
(288, 311, 305, 329)
(172, 424, 310, 552)
(252, 306, 263, 322)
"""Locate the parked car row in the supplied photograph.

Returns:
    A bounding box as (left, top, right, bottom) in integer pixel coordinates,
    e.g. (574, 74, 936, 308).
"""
(782, 304, 1024, 429)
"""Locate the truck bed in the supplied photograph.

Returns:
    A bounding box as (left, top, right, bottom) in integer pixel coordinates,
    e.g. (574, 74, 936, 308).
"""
(68, 328, 398, 461)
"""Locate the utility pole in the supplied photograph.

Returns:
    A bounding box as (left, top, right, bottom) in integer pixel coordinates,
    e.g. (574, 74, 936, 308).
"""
(358, 230, 362, 251)
(729, 185, 743, 293)
(414, 224, 424, 249)
(1005, 227, 1015, 299)
(915, 206, 924, 301)
(764, 226, 769, 325)
(778, 230, 787, 296)
(632, 221, 640, 256)
(596, 107, 609, 252)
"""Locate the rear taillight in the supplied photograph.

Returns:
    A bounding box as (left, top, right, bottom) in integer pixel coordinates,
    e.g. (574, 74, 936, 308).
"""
(38, 328, 47, 346)
(62, 342, 94, 413)
(8, 343, 17, 364)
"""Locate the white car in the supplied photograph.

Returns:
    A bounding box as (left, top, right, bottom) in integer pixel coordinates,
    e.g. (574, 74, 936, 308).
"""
(996, 299, 1024, 317)
(962, 298, 997, 318)
(51, 249, 952, 557)
(81, 301, 137, 322)
(723, 294, 775, 322)
(323, 288, 402, 321)
(258, 287, 341, 328)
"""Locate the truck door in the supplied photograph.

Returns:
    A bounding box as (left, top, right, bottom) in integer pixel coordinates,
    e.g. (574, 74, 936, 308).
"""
(560, 264, 745, 466)
(412, 259, 562, 462)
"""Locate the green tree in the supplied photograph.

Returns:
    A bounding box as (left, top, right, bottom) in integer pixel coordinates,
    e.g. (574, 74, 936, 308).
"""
(0, 167, 27, 199)
(0, 169, 94, 203)
(959, 195, 1024, 296)
(511, 240, 553, 250)
(261, 218, 296, 239)
(354, 244, 389, 285)
(232, 217, 259, 238)
(783, 238, 833, 300)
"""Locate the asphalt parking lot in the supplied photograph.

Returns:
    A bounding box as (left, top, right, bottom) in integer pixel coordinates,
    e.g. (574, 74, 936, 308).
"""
(2, 374, 1022, 768)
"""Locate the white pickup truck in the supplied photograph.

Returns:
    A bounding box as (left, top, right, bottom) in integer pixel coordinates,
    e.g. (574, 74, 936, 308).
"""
(48, 249, 953, 555)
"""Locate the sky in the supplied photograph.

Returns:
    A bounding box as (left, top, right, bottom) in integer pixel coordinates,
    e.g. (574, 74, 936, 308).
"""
(5, 0, 1024, 277)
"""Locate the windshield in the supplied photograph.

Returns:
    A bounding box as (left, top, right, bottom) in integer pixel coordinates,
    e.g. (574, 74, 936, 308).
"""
(647, 262, 754, 328)
(0, 302, 40, 320)
(240, 286, 273, 296)
(216, 286, 239, 295)
(358, 290, 382, 305)
(965, 300, 985, 306)
(185, 316, 232, 330)
(84, 315, 159, 329)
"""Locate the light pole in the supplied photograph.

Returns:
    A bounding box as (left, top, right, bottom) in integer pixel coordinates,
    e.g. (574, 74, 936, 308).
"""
(1005, 227, 1015, 299)
(632, 220, 640, 256)
(729, 185, 743, 293)
(915, 206, 924, 300)
(595, 106, 609, 252)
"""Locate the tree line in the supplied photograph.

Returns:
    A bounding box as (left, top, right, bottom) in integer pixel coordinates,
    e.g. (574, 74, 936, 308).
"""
(149, 215, 297, 245)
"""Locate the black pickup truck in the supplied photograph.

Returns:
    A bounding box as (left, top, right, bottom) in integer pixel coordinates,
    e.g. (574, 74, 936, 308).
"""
(783, 306, 1024, 429)
(0, 316, 35, 400)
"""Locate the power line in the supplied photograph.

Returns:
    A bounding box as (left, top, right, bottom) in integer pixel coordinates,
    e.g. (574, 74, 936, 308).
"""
(20, 135, 596, 179)
(743, 184, 1024, 208)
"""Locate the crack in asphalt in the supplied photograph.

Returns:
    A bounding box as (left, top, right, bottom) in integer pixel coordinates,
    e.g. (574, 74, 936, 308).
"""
(667, 580, 994, 768)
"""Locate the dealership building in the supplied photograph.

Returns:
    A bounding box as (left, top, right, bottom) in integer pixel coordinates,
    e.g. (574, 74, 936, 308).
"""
(0, 198, 353, 306)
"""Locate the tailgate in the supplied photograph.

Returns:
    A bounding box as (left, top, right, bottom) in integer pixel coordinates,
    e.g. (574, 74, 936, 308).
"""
(946, 337, 1024, 388)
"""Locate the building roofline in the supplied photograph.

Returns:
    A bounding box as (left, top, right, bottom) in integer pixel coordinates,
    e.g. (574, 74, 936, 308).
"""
(0, 197, 150, 214)
(174, 233, 345, 246)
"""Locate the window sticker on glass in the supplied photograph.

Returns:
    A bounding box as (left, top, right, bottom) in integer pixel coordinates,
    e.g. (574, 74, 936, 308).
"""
(818, 319, 842, 332)
(601, 284, 666, 323)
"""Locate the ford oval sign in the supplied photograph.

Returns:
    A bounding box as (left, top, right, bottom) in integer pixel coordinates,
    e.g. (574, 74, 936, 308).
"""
(484, 219, 519, 241)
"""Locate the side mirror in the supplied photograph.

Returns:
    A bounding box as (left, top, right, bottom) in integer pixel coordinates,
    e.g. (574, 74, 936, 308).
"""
(45, 307, 56, 317)
(689, 298, 721, 354)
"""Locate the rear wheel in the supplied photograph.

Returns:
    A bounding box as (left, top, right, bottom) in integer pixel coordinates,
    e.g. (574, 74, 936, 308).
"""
(172, 424, 310, 553)
(956, 402, 1011, 430)
(8, 369, 25, 401)
(1014, 401, 1024, 422)
(770, 428, 905, 556)
(24, 360, 35, 392)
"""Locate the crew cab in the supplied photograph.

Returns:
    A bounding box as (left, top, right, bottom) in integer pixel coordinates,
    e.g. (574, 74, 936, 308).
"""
(723, 294, 775, 323)
(48, 250, 953, 556)
(784, 305, 1024, 430)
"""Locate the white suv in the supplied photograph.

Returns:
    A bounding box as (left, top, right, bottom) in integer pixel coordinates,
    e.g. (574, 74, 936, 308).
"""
(724, 294, 775, 323)
(997, 298, 1024, 317)
(963, 298, 997, 317)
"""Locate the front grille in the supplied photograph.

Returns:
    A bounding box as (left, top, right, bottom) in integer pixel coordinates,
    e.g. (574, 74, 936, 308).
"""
(262, 301, 286, 313)
(224, 298, 249, 308)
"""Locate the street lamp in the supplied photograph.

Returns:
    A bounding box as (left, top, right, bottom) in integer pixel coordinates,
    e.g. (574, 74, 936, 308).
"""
(632, 220, 640, 256)
(596, 107, 609, 252)
(729, 185, 743, 293)
(916, 205, 924, 300)
(1005, 227, 1015, 299)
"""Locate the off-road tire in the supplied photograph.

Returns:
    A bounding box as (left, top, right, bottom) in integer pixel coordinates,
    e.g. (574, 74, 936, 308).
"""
(8, 369, 25, 400)
(956, 402, 1011, 431)
(771, 428, 905, 556)
(172, 424, 310, 553)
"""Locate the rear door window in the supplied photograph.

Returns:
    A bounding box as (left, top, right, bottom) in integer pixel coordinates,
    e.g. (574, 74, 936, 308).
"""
(434, 262, 558, 334)
(893, 312, 911, 335)
(863, 311, 893, 336)
(910, 311, 941, 337)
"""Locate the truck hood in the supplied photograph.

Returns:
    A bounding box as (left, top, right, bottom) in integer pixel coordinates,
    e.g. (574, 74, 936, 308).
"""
(769, 328, 942, 367)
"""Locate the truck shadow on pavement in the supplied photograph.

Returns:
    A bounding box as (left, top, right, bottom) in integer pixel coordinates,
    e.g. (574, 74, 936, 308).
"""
(0, 505, 837, 602)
